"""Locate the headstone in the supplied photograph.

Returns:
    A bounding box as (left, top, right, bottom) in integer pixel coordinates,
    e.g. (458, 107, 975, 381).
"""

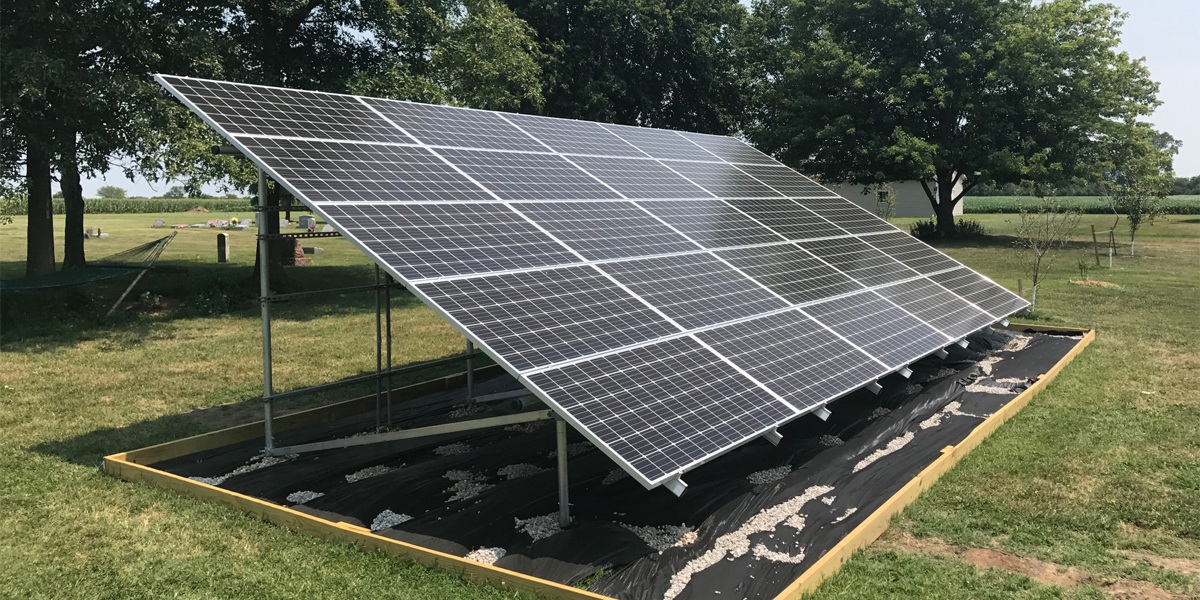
(302, 247, 324, 255)
(217, 233, 230, 263)
(97, 233, 109, 239)
(152, 219, 165, 228)
(234, 223, 250, 230)
(281, 239, 311, 266)
(279, 218, 290, 229)
(191, 223, 204, 228)
(298, 215, 315, 229)
(85, 227, 93, 239)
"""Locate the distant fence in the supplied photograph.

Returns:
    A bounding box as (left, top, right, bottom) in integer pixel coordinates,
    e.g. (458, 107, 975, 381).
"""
(963, 195, 1200, 215)
(0, 197, 254, 215)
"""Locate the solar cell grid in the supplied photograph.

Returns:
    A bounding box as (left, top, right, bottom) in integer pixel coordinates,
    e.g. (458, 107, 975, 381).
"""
(501, 113, 647, 157)
(436, 148, 620, 200)
(665, 161, 784, 199)
(239, 137, 493, 203)
(320, 203, 581, 280)
(513, 201, 700, 260)
(365, 98, 546, 152)
(602, 124, 721, 161)
(677, 132, 781, 165)
(734, 164, 840, 198)
(526, 336, 797, 484)
(567, 156, 709, 199)
(726, 198, 849, 240)
(875, 278, 995, 340)
(798, 237, 919, 287)
(696, 310, 888, 411)
(635, 200, 786, 249)
(928, 268, 1027, 318)
(716, 244, 865, 304)
(864, 230, 963, 273)
(791, 196, 896, 234)
(804, 292, 952, 368)
(159, 76, 410, 143)
(417, 266, 679, 371)
(599, 253, 789, 329)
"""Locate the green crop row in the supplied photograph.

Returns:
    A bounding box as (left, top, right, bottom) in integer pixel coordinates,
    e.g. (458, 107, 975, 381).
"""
(0, 197, 253, 215)
(963, 195, 1200, 214)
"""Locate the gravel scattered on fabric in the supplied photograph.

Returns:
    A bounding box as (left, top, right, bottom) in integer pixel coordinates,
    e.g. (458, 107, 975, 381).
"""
(444, 470, 493, 501)
(978, 356, 1002, 376)
(833, 507, 858, 523)
(345, 464, 395, 483)
(434, 442, 471, 456)
(448, 403, 486, 419)
(746, 466, 791, 485)
(515, 513, 561, 541)
(868, 407, 892, 420)
(602, 469, 630, 485)
(965, 381, 1016, 394)
(547, 441, 592, 459)
(663, 484, 833, 600)
(1002, 334, 1033, 353)
(285, 490, 324, 504)
(620, 523, 695, 551)
(818, 435, 844, 447)
(504, 421, 549, 434)
(853, 431, 915, 473)
(904, 383, 924, 396)
(497, 463, 549, 480)
(189, 453, 295, 487)
(444, 469, 486, 482)
(465, 547, 507, 565)
(932, 367, 958, 379)
(674, 531, 699, 548)
(820, 496, 836, 506)
(370, 509, 412, 531)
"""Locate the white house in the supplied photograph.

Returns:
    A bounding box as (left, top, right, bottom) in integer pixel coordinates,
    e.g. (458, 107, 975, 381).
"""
(823, 180, 965, 219)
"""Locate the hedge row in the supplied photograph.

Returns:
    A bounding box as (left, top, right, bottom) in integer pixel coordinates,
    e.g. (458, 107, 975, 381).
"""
(0, 197, 253, 215)
(963, 195, 1200, 215)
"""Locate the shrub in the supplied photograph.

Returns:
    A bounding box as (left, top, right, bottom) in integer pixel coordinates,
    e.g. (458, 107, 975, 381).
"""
(909, 218, 989, 240)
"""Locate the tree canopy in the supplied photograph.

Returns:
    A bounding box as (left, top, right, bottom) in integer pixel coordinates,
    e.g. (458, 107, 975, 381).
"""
(745, 0, 1165, 234)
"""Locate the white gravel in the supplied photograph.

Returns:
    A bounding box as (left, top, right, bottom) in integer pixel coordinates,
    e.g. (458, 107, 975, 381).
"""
(434, 442, 472, 456)
(188, 453, 296, 487)
(370, 509, 412, 531)
(820, 496, 836, 506)
(833, 507, 858, 523)
(497, 463, 549, 480)
(978, 356, 1003, 376)
(868, 407, 892, 420)
(919, 400, 988, 429)
(602, 469, 630, 485)
(674, 530, 698, 548)
(465, 547, 507, 565)
(746, 465, 791, 485)
(444, 470, 493, 501)
(931, 367, 958, 379)
(345, 464, 396, 483)
(448, 403, 486, 419)
(620, 523, 695, 551)
(818, 435, 843, 447)
(965, 382, 1016, 394)
(504, 421, 549, 434)
(285, 490, 324, 504)
(515, 513, 561, 541)
(663, 484, 833, 600)
(1002, 334, 1033, 353)
(852, 431, 915, 473)
(547, 442, 592, 459)
(904, 383, 924, 396)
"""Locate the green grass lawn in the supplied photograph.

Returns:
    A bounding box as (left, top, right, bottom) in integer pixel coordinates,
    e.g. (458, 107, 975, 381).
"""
(1, 211, 1197, 599)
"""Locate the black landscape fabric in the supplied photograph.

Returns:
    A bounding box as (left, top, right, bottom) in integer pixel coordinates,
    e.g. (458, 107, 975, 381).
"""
(152, 328, 1083, 599)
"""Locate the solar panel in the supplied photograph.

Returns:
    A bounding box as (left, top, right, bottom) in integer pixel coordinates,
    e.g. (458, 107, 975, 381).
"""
(157, 74, 1029, 492)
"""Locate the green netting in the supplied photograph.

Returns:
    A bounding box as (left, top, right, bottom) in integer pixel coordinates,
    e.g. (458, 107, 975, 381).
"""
(0, 233, 176, 293)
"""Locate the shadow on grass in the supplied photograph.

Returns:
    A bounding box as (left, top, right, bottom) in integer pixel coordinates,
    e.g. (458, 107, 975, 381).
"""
(920, 233, 1097, 252)
(1, 262, 424, 353)
(29, 356, 483, 468)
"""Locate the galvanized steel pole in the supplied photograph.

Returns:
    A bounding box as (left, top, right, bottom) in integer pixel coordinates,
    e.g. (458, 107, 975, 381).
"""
(257, 169, 275, 451)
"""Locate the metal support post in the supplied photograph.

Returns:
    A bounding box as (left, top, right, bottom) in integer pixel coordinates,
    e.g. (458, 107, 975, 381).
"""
(385, 272, 393, 426)
(466, 340, 475, 401)
(556, 418, 570, 528)
(374, 265, 383, 429)
(257, 169, 275, 451)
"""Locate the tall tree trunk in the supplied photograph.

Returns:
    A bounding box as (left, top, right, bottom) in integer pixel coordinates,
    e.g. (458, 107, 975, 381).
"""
(25, 143, 56, 277)
(934, 169, 957, 236)
(60, 131, 86, 269)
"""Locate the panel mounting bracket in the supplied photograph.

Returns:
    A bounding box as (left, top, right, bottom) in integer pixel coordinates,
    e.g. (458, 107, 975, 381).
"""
(957, 339, 970, 348)
(898, 367, 913, 379)
(935, 348, 949, 359)
(813, 405, 832, 421)
(1000, 318, 1010, 327)
(867, 381, 883, 395)
(762, 427, 783, 446)
(663, 475, 689, 497)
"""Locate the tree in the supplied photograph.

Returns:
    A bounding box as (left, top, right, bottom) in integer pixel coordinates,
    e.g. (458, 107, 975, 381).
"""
(502, 0, 749, 133)
(1010, 198, 1081, 312)
(163, 186, 187, 199)
(96, 185, 128, 199)
(1105, 124, 1175, 255)
(747, 0, 1161, 235)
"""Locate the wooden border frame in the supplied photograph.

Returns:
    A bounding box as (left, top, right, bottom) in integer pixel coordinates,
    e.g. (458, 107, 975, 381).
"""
(104, 325, 1093, 600)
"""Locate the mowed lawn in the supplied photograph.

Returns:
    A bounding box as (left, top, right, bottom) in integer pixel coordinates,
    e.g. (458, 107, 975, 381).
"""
(0, 211, 1197, 599)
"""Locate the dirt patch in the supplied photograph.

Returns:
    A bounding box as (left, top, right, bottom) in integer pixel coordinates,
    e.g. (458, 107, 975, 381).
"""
(878, 530, 1193, 599)
(1122, 550, 1200, 578)
(187, 206, 209, 213)
(1071, 279, 1121, 288)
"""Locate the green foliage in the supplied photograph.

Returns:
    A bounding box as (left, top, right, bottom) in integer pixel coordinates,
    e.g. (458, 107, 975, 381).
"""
(0, 197, 250, 215)
(964, 195, 1200, 215)
(506, 0, 749, 133)
(1171, 175, 1200, 196)
(163, 186, 186, 199)
(909, 218, 989, 241)
(1111, 181, 1167, 251)
(746, 0, 1161, 232)
(95, 185, 128, 199)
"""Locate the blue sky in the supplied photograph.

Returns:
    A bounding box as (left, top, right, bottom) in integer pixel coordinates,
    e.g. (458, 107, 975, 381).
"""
(82, 0, 1200, 197)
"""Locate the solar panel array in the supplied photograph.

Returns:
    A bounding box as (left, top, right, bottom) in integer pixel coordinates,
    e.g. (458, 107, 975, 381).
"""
(158, 75, 1028, 492)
